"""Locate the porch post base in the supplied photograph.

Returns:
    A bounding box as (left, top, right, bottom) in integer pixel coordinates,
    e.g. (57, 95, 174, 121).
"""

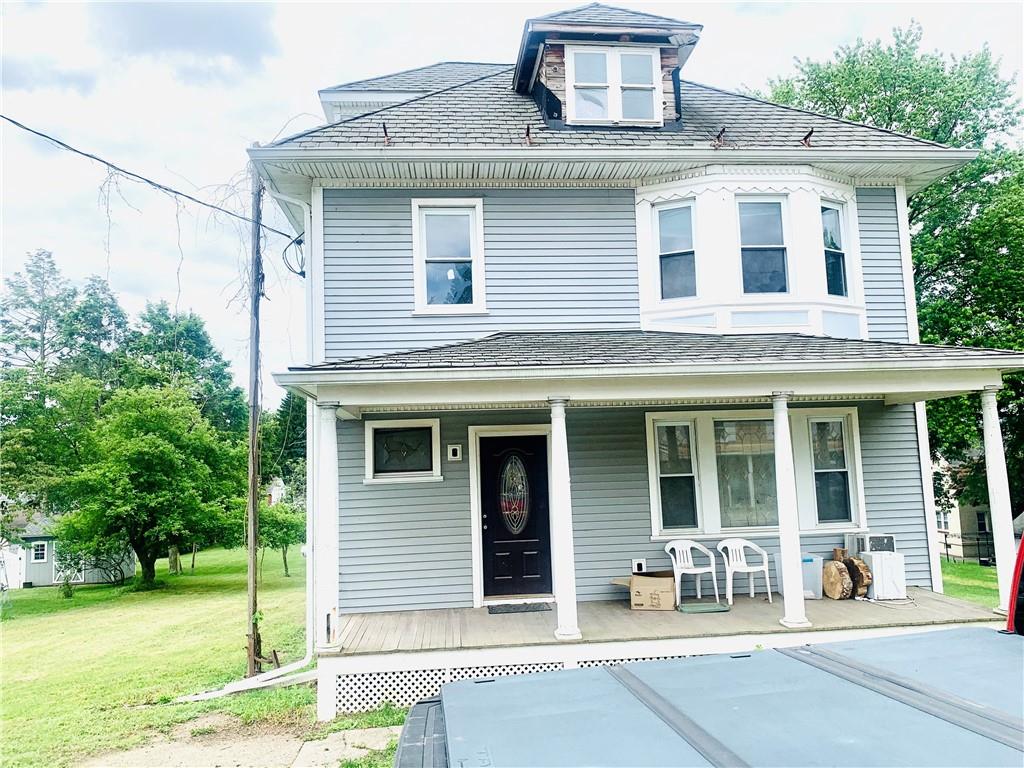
(554, 627, 583, 641)
(779, 616, 812, 629)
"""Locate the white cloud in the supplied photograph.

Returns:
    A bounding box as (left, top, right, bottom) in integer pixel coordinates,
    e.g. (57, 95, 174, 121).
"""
(3, 1, 1020, 407)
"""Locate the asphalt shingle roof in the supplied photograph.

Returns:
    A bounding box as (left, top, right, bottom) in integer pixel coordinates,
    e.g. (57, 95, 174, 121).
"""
(278, 68, 943, 150)
(535, 2, 698, 27)
(295, 331, 1024, 372)
(324, 62, 511, 92)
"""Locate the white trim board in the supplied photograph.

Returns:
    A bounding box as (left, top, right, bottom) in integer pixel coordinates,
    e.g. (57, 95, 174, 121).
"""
(468, 424, 554, 608)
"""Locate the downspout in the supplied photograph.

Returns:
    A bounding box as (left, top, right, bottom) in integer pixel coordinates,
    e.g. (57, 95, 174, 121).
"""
(180, 187, 316, 702)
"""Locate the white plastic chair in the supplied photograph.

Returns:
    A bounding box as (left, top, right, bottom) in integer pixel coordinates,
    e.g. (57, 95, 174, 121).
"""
(716, 538, 773, 605)
(664, 539, 720, 605)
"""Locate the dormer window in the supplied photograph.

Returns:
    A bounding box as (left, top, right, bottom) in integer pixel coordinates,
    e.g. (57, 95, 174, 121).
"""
(565, 46, 662, 126)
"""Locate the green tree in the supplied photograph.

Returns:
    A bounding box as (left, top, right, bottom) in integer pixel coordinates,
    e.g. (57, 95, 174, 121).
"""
(763, 22, 1024, 517)
(259, 501, 305, 577)
(259, 391, 307, 487)
(122, 302, 248, 436)
(60, 387, 245, 585)
(0, 250, 77, 372)
(60, 275, 129, 385)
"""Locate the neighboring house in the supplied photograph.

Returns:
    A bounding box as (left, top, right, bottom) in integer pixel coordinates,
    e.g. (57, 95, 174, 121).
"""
(1, 516, 136, 589)
(933, 459, 998, 563)
(252, 4, 1024, 718)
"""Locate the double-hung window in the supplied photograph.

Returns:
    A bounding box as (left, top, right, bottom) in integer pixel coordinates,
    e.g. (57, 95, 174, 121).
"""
(651, 421, 699, 531)
(566, 46, 661, 125)
(657, 204, 696, 299)
(810, 419, 852, 523)
(738, 201, 788, 293)
(412, 199, 485, 314)
(820, 204, 848, 297)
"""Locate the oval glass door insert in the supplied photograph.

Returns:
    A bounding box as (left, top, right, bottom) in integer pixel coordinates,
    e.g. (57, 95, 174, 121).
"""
(499, 454, 530, 535)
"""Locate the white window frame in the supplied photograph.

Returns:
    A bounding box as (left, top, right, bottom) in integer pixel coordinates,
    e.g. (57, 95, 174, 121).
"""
(654, 200, 698, 302)
(820, 200, 849, 298)
(364, 418, 443, 484)
(736, 195, 791, 295)
(645, 407, 867, 540)
(411, 199, 486, 315)
(712, 414, 781, 531)
(646, 417, 702, 536)
(31, 540, 47, 563)
(565, 45, 663, 126)
(807, 417, 855, 525)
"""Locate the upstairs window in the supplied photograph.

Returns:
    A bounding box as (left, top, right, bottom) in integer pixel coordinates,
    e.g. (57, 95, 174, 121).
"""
(411, 199, 486, 314)
(820, 204, 848, 297)
(657, 204, 696, 299)
(738, 201, 788, 293)
(566, 46, 662, 126)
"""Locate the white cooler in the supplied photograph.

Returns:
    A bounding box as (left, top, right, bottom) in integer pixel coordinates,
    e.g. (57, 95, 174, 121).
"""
(771, 553, 823, 600)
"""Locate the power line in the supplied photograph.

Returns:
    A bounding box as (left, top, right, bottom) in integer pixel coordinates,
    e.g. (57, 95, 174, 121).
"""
(1, 114, 292, 240)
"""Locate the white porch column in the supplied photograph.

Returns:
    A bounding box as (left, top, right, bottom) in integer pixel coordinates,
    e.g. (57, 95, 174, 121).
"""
(981, 386, 1016, 614)
(773, 392, 811, 628)
(315, 402, 341, 647)
(549, 397, 582, 641)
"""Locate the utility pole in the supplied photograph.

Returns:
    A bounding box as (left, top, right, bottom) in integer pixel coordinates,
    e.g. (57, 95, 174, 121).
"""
(246, 159, 264, 677)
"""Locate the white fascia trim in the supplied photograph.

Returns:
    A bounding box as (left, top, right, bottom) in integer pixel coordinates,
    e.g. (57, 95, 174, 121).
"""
(275, 357, 1024, 387)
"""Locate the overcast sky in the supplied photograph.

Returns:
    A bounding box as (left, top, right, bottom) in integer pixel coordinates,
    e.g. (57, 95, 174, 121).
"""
(3, 1, 1021, 406)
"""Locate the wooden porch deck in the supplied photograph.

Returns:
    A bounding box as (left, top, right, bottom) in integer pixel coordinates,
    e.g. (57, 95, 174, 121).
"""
(330, 588, 998, 656)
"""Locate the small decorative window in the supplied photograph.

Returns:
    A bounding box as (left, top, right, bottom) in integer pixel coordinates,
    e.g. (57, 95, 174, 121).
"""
(365, 419, 442, 483)
(738, 201, 788, 293)
(657, 205, 696, 299)
(31, 541, 47, 562)
(810, 419, 852, 523)
(411, 200, 485, 314)
(566, 46, 662, 126)
(652, 422, 699, 531)
(499, 454, 530, 535)
(821, 204, 848, 297)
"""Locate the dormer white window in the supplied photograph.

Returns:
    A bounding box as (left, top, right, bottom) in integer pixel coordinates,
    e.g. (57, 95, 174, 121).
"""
(565, 46, 662, 126)
(411, 199, 486, 315)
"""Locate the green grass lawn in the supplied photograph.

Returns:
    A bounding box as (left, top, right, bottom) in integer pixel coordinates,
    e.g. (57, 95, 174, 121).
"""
(941, 558, 1001, 609)
(1, 547, 403, 767)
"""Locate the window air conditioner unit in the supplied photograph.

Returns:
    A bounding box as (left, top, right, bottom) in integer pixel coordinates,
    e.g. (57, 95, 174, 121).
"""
(845, 533, 896, 556)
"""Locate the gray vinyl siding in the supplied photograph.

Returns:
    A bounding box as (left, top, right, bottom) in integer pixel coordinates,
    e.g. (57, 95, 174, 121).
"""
(19, 536, 135, 587)
(338, 403, 931, 612)
(856, 187, 911, 342)
(321, 188, 640, 360)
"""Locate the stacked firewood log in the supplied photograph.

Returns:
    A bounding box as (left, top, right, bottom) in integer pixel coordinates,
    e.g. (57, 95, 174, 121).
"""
(822, 547, 873, 599)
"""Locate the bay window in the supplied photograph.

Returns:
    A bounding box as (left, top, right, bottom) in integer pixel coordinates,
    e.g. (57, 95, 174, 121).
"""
(656, 204, 696, 299)
(566, 46, 662, 125)
(738, 200, 788, 293)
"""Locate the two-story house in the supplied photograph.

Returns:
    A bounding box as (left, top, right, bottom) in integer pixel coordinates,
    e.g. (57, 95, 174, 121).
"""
(252, 3, 1023, 720)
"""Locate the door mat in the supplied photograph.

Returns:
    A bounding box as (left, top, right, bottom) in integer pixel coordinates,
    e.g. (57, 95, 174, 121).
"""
(677, 602, 731, 614)
(487, 603, 552, 615)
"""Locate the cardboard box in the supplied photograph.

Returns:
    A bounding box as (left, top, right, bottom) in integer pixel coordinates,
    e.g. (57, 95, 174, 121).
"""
(611, 570, 677, 611)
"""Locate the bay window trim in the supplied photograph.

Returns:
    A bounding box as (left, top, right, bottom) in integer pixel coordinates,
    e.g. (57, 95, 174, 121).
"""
(564, 44, 663, 127)
(736, 195, 791, 295)
(364, 417, 443, 484)
(411, 198, 486, 315)
(645, 406, 867, 538)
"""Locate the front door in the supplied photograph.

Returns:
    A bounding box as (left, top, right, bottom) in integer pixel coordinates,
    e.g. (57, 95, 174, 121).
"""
(480, 434, 552, 598)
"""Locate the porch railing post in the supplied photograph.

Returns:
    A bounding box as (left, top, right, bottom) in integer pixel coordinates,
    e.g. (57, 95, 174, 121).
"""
(773, 392, 811, 628)
(549, 397, 582, 641)
(981, 385, 1014, 613)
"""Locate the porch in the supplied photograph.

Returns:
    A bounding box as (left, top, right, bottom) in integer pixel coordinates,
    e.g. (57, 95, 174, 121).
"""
(328, 588, 995, 656)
